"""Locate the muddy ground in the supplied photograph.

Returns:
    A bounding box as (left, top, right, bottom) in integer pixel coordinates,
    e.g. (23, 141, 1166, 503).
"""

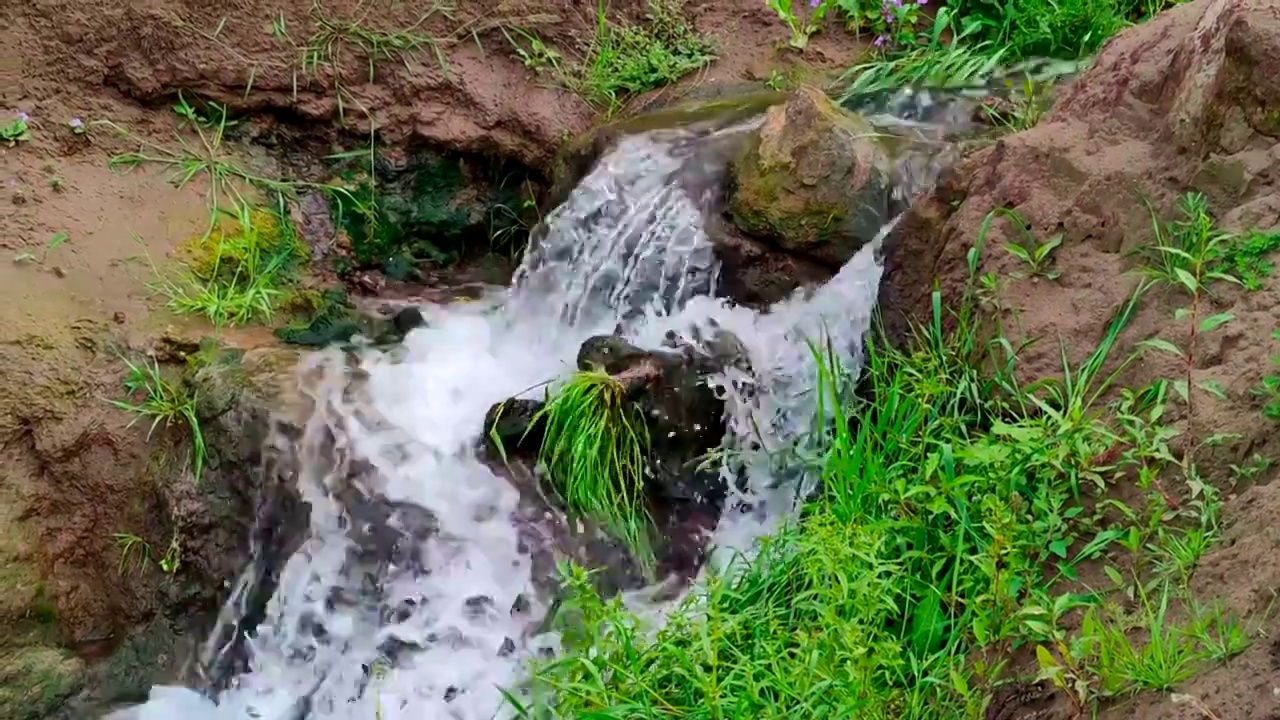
(3, 0, 1280, 718)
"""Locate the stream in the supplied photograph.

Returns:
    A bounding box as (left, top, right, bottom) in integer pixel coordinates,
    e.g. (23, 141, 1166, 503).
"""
(114, 93, 953, 720)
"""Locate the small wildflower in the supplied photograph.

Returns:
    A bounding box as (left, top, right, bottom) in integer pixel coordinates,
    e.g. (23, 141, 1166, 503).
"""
(69, 118, 85, 135)
(17, 112, 29, 123)
(810, 0, 821, 6)
(873, 34, 888, 47)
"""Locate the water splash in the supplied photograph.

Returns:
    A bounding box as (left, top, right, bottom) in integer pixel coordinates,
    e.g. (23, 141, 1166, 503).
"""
(118, 96, 961, 720)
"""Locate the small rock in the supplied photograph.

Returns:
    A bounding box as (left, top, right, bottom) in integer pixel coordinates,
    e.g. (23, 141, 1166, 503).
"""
(510, 594, 531, 616)
(497, 637, 516, 657)
(112, 311, 126, 324)
(51, 265, 66, 278)
(443, 686, 459, 702)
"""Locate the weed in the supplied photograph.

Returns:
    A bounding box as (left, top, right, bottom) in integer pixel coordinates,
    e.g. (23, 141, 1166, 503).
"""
(14, 232, 70, 265)
(511, 205, 1255, 718)
(982, 207, 1063, 279)
(767, 0, 833, 51)
(1205, 227, 1280, 291)
(302, 0, 455, 121)
(1133, 192, 1242, 471)
(2, 111, 31, 145)
(142, 204, 306, 327)
(104, 93, 360, 240)
(113, 531, 182, 576)
(513, 0, 715, 116)
(764, 68, 788, 91)
(113, 533, 153, 576)
(532, 369, 656, 578)
(109, 355, 206, 484)
(1253, 329, 1280, 422)
(836, 31, 1007, 98)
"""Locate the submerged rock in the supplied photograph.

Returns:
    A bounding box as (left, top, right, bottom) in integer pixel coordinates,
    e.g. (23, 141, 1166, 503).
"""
(727, 85, 894, 269)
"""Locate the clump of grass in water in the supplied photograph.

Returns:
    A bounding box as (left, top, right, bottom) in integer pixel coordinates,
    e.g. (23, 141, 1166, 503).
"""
(532, 369, 657, 578)
(110, 356, 205, 484)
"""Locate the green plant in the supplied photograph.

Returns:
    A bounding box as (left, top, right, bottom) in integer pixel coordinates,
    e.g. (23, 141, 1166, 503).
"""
(766, 0, 833, 51)
(104, 93, 360, 240)
(1205, 227, 1280, 291)
(2, 112, 31, 146)
(14, 232, 70, 265)
(1253, 329, 1280, 422)
(836, 29, 1007, 98)
(140, 204, 306, 327)
(109, 355, 206, 484)
(1133, 192, 1242, 472)
(983, 207, 1063, 279)
(302, 0, 455, 121)
(157, 532, 182, 574)
(520, 0, 715, 116)
(532, 368, 656, 577)
(112, 533, 153, 576)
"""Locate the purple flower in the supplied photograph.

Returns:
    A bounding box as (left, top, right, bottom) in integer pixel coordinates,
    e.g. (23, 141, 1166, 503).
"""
(873, 34, 888, 47)
(69, 118, 83, 128)
(918, 0, 928, 4)
(17, 112, 29, 123)
(811, 0, 821, 6)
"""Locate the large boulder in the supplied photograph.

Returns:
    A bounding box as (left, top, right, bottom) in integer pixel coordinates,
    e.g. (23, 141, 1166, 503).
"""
(727, 85, 894, 269)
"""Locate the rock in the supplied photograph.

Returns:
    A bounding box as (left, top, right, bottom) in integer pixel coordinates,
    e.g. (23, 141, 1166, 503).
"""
(484, 331, 746, 596)
(727, 85, 894, 269)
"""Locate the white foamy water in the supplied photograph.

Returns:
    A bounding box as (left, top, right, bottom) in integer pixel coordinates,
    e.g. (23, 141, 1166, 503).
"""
(117, 119, 900, 720)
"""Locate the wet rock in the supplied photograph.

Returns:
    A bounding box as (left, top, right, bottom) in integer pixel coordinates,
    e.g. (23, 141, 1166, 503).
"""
(727, 85, 893, 269)
(485, 331, 746, 596)
(484, 399, 546, 455)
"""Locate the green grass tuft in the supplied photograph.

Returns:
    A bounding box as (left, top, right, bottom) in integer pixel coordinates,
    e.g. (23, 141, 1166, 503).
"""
(533, 369, 657, 577)
(110, 356, 206, 485)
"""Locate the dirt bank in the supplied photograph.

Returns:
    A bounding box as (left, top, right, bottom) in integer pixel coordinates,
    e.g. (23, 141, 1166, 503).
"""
(886, 0, 1280, 717)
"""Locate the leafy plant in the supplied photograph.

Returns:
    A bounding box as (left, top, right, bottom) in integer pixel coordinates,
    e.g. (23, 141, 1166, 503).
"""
(140, 204, 305, 327)
(532, 369, 656, 577)
(983, 207, 1063, 279)
(14, 232, 70, 265)
(112, 532, 153, 576)
(109, 355, 206, 484)
(2, 112, 31, 146)
(767, 0, 833, 50)
(1253, 329, 1280, 422)
(1133, 192, 1242, 471)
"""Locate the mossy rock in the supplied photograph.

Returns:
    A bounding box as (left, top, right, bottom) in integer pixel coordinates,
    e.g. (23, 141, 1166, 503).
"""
(727, 85, 892, 268)
(0, 645, 84, 720)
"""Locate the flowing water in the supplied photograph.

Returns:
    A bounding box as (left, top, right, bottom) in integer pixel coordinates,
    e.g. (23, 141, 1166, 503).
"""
(116, 90, 971, 720)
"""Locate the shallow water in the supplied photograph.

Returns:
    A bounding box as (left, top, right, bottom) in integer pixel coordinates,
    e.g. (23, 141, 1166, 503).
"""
(118, 94, 957, 719)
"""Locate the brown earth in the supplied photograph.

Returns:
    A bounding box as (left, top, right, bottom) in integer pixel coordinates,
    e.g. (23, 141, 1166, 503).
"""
(884, 0, 1280, 718)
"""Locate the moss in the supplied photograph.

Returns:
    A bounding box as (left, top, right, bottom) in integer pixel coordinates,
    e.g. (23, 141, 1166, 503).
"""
(0, 645, 84, 720)
(275, 287, 360, 347)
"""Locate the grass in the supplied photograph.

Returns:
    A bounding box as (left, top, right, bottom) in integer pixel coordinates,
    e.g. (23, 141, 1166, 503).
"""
(506, 216, 1256, 719)
(507, 0, 715, 116)
(531, 369, 658, 579)
(140, 203, 308, 327)
(109, 355, 206, 485)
